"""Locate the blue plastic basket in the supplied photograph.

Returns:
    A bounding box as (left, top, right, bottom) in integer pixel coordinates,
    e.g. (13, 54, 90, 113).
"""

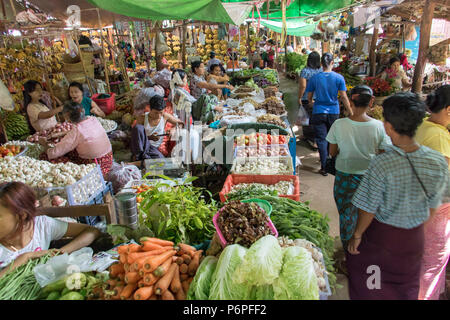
(77, 182, 113, 226)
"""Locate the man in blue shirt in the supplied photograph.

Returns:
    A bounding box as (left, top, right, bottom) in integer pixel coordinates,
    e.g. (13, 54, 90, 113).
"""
(306, 53, 352, 176)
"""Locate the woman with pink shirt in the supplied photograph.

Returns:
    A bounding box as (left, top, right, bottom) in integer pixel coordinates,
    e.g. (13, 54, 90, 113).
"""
(39, 102, 113, 177)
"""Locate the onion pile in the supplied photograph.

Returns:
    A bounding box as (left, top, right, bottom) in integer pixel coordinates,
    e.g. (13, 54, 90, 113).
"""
(27, 122, 74, 144)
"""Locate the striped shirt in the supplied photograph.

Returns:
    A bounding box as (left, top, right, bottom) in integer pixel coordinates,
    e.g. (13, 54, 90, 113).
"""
(352, 145, 450, 229)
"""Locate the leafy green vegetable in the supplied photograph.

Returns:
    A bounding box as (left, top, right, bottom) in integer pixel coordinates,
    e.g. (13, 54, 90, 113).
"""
(187, 256, 218, 300)
(273, 246, 319, 300)
(137, 179, 217, 245)
(285, 53, 308, 74)
(106, 224, 154, 246)
(234, 235, 283, 286)
(254, 195, 337, 290)
(209, 245, 248, 300)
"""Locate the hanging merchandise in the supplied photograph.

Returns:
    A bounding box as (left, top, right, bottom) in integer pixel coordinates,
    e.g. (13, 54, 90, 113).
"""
(218, 24, 228, 41)
(199, 31, 206, 45)
(404, 24, 417, 42)
(0, 79, 14, 111)
(155, 31, 170, 56)
(229, 25, 239, 37)
(67, 37, 78, 58)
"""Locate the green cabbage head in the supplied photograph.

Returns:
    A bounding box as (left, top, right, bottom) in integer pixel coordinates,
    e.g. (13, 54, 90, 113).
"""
(187, 256, 218, 300)
(208, 244, 248, 300)
(273, 246, 319, 300)
(234, 235, 283, 286)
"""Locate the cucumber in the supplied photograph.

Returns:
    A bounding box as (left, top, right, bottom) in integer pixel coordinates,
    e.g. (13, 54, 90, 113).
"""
(46, 292, 61, 300)
(42, 277, 67, 294)
(61, 287, 71, 296)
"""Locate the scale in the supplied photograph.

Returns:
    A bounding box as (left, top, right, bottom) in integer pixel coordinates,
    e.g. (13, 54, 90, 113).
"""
(144, 157, 187, 178)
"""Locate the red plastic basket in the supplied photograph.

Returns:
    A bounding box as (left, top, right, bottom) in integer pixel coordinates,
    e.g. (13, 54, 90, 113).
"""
(92, 93, 116, 115)
(219, 174, 300, 202)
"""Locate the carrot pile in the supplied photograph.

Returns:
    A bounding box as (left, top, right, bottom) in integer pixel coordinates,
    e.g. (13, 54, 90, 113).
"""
(103, 237, 203, 300)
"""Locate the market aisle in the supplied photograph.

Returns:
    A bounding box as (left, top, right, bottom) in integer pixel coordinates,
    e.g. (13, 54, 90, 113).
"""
(280, 73, 350, 300)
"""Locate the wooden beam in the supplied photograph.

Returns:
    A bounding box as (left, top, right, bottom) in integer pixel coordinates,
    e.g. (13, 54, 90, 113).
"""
(369, 20, 379, 77)
(181, 20, 187, 69)
(412, 0, 436, 93)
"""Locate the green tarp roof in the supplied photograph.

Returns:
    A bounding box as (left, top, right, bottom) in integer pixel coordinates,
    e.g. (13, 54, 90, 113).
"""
(87, 0, 235, 24)
(259, 18, 316, 37)
(222, 0, 355, 18)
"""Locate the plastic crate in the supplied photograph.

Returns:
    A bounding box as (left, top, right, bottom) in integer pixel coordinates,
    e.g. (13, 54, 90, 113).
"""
(231, 156, 294, 175)
(78, 182, 113, 226)
(219, 174, 300, 202)
(92, 93, 116, 115)
(66, 165, 106, 205)
(234, 144, 289, 158)
(35, 165, 106, 207)
(212, 205, 278, 248)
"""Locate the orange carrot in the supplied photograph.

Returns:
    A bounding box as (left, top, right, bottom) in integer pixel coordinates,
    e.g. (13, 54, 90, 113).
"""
(110, 286, 123, 300)
(169, 265, 182, 293)
(120, 283, 137, 300)
(140, 237, 174, 247)
(175, 257, 184, 265)
(106, 279, 118, 289)
(109, 263, 125, 278)
(138, 279, 145, 288)
(128, 250, 161, 264)
(181, 280, 190, 294)
(188, 250, 202, 276)
(143, 272, 159, 286)
(143, 250, 176, 272)
(178, 243, 196, 256)
(127, 243, 141, 253)
(117, 245, 129, 255)
(153, 258, 173, 277)
(175, 287, 186, 300)
(155, 263, 178, 295)
(180, 274, 188, 281)
(141, 241, 164, 252)
(124, 263, 131, 273)
(119, 253, 128, 264)
(148, 294, 158, 300)
(161, 290, 175, 300)
(133, 286, 154, 300)
(139, 269, 146, 278)
(117, 273, 125, 282)
(125, 272, 141, 284)
(179, 264, 188, 274)
(182, 254, 191, 265)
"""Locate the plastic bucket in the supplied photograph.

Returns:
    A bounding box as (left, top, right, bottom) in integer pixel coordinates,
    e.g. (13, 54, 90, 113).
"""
(114, 192, 138, 228)
(92, 93, 116, 115)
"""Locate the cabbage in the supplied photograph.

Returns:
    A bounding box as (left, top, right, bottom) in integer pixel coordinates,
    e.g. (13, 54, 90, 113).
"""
(208, 245, 248, 300)
(234, 235, 282, 286)
(187, 256, 218, 300)
(244, 285, 275, 300)
(273, 246, 319, 300)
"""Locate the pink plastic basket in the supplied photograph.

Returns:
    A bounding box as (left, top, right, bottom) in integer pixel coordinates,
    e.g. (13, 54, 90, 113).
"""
(212, 205, 278, 248)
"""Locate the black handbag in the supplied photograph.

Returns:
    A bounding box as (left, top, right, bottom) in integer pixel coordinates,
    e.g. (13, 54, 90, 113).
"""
(325, 156, 336, 176)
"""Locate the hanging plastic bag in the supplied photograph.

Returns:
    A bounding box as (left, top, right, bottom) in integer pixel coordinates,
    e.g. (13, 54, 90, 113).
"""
(296, 104, 310, 126)
(107, 162, 142, 193)
(0, 79, 15, 111)
(67, 37, 78, 58)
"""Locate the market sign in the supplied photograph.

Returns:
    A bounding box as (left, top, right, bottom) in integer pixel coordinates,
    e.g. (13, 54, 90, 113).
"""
(430, 19, 450, 47)
(353, 0, 404, 28)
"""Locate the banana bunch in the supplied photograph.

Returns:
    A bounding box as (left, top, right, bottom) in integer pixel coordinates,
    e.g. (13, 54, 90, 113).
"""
(4, 112, 30, 140)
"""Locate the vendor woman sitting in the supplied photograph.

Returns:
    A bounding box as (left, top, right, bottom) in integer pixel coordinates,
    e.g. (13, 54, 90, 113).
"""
(40, 102, 113, 177)
(68, 82, 105, 117)
(131, 95, 184, 161)
(24, 80, 63, 133)
(0, 182, 101, 278)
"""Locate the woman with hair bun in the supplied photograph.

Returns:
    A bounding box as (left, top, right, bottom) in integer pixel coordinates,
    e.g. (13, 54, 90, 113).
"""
(0, 182, 101, 278)
(415, 85, 450, 300)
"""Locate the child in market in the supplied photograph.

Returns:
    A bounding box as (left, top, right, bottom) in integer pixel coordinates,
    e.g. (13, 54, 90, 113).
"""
(0, 182, 102, 278)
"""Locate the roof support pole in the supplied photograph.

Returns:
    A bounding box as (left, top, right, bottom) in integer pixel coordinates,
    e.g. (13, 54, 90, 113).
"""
(412, 0, 436, 93)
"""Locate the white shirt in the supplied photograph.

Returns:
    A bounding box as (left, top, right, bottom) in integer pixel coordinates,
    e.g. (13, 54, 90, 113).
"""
(0, 216, 68, 270)
(287, 46, 294, 53)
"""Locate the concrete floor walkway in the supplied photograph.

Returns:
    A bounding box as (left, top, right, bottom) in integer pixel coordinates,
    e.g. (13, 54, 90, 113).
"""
(280, 74, 350, 300)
